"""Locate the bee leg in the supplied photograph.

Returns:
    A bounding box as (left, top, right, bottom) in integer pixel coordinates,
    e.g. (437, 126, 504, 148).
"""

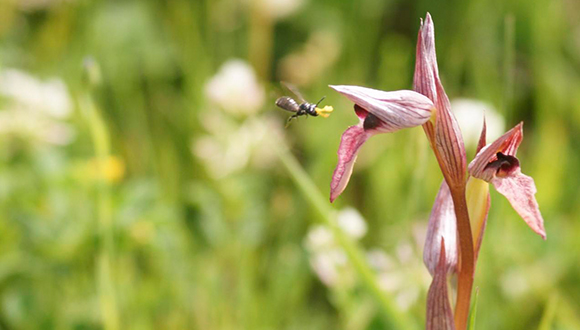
(285, 114, 299, 128)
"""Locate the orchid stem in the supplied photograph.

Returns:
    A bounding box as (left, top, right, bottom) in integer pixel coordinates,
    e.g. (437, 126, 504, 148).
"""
(449, 185, 475, 330)
(271, 138, 416, 330)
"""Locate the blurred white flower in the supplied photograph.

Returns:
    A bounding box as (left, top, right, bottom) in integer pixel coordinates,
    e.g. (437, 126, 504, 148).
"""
(451, 98, 505, 149)
(0, 111, 74, 145)
(304, 225, 355, 289)
(0, 69, 75, 145)
(305, 217, 429, 311)
(500, 268, 530, 299)
(304, 209, 366, 289)
(305, 225, 334, 251)
(256, 0, 304, 21)
(205, 59, 265, 116)
(368, 236, 431, 311)
(337, 207, 367, 239)
(309, 249, 348, 287)
(0, 69, 72, 119)
(367, 248, 395, 272)
(193, 114, 283, 178)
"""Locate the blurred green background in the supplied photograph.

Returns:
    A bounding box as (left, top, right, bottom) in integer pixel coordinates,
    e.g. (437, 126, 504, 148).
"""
(0, 0, 579, 329)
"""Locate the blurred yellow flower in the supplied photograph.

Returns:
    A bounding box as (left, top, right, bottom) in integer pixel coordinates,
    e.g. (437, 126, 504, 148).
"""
(85, 156, 126, 184)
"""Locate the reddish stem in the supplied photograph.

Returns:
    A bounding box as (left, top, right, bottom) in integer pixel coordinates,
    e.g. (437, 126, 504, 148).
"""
(423, 122, 475, 329)
(449, 185, 475, 330)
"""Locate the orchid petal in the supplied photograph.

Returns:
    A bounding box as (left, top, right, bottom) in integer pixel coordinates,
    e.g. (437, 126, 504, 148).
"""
(413, 13, 467, 188)
(468, 123, 523, 181)
(330, 125, 373, 202)
(491, 169, 546, 239)
(476, 117, 487, 153)
(423, 181, 458, 275)
(433, 75, 467, 187)
(330, 85, 434, 132)
(413, 13, 438, 101)
(426, 239, 456, 330)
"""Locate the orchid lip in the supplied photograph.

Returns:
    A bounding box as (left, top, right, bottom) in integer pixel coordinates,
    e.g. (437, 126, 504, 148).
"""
(484, 152, 520, 178)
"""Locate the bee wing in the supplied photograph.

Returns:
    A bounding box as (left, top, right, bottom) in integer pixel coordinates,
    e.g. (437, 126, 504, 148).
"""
(281, 81, 306, 103)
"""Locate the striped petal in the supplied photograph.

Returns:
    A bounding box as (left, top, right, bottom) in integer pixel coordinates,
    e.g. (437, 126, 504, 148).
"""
(330, 124, 373, 202)
(423, 181, 458, 275)
(330, 85, 434, 132)
(413, 13, 467, 188)
(491, 170, 546, 239)
(413, 13, 438, 102)
(426, 239, 456, 330)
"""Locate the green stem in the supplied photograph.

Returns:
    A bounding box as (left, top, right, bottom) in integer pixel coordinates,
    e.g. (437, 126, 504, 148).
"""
(248, 0, 273, 80)
(80, 94, 120, 330)
(538, 293, 558, 330)
(272, 139, 416, 330)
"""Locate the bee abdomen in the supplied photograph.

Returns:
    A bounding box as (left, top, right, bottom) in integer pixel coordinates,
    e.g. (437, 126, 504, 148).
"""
(276, 97, 300, 113)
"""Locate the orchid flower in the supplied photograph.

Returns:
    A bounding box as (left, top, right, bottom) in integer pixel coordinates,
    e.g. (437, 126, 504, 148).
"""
(329, 14, 472, 326)
(328, 12, 545, 330)
(468, 122, 546, 239)
(328, 86, 435, 202)
(414, 13, 543, 329)
(424, 122, 546, 275)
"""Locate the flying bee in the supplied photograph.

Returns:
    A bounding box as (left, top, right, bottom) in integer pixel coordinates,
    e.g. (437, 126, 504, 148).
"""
(275, 82, 333, 127)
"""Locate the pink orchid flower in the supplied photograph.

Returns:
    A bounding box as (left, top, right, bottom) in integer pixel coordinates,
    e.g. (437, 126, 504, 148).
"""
(328, 86, 434, 202)
(424, 122, 546, 276)
(424, 121, 546, 275)
(328, 12, 545, 330)
(468, 122, 546, 239)
(329, 14, 473, 327)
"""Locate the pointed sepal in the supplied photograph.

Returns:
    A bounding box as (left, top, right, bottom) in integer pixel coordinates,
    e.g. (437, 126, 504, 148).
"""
(426, 239, 456, 330)
(423, 181, 458, 275)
